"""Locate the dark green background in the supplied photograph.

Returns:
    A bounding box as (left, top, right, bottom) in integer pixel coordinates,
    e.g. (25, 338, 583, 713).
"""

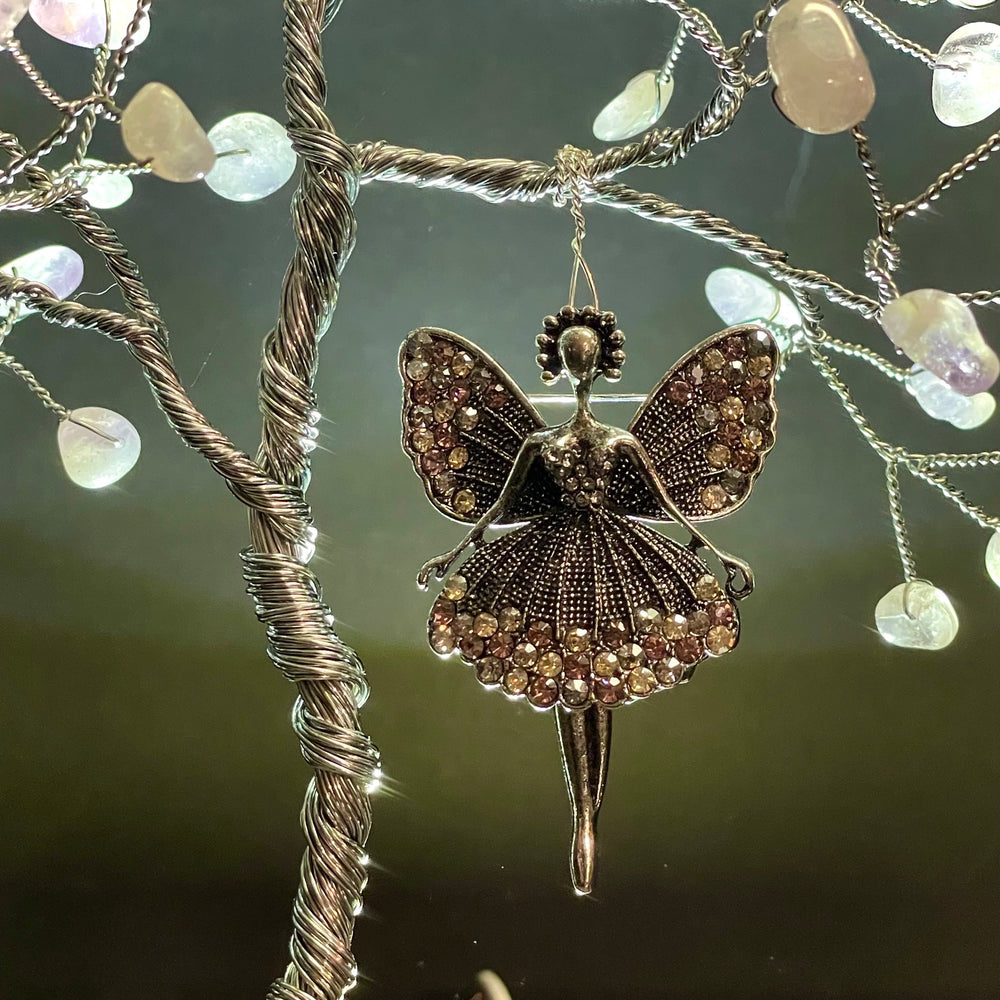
(1, 2, 998, 998)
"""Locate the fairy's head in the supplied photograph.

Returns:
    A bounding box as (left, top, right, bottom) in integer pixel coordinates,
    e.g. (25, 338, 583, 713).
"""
(536, 305, 626, 386)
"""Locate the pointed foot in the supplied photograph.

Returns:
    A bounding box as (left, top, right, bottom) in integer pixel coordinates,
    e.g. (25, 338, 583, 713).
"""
(570, 809, 596, 895)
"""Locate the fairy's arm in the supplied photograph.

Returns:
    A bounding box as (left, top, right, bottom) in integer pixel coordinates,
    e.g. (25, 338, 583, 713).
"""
(417, 434, 544, 589)
(618, 434, 754, 599)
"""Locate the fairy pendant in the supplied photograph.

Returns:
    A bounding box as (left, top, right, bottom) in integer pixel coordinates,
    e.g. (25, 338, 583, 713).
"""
(400, 304, 778, 893)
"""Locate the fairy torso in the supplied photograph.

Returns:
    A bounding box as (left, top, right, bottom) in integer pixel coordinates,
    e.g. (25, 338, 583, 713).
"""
(538, 419, 628, 512)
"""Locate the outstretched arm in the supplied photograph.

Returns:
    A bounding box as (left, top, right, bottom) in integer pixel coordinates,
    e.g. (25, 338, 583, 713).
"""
(417, 435, 543, 589)
(619, 436, 754, 600)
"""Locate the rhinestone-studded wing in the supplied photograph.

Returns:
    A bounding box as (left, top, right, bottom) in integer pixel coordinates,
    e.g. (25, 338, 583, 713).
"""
(607, 325, 779, 521)
(400, 327, 557, 524)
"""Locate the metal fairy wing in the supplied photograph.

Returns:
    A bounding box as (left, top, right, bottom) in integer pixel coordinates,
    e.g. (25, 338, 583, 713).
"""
(607, 324, 779, 521)
(400, 327, 558, 524)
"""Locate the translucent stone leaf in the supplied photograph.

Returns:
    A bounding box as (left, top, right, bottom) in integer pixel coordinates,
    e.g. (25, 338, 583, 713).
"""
(71, 158, 134, 209)
(0, 0, 30, 36)
(767, 0, 875, 134)
(704, 267, 799, 352)
(0, 245, 84, 321)
(947, 0, 997, 8)
(875, 580, 959, 650)
(881, 289, 999, 395)
(28, 0, 150, 49)
(986, 531, 1000, 587)
(205, 112, 297, 202)
(906, 367, 996, 427)
(58, 407, 140, 489)
(592, 70, 673, 142)
(933, 22, 1000, 127)
(121, 83, 216, 183)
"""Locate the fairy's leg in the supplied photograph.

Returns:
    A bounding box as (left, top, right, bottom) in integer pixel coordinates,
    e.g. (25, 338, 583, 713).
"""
(555, 703, 611, 895)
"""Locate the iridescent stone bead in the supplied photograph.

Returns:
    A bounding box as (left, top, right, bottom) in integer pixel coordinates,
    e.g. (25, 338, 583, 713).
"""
(503, 668, 529, 696)
(617, 643, 646, 670)
(526, 621, 554, 648)
(662, 614, 689, 640)
(641, 632, 669, 662)
(933, 22, 1000, 127)
(430, 625, 455, 654)
(459, 636, 485, 660)
(474, 612, 499, 638)
(627, 666, 658, 698)
(453, 489, 476, 514)
(673, 635, 704, 664)
(512, 641, 538, 669)
(592, 69, 674, 141)
(528, 676, 559, 708)
(563, 627, 592, 652)
(720, 396, 745, 421)
(595, 675, 627, 705)
(71, 158, 134, 209)
(561, 677, 591, 707)
(1, 0, 28, 35)
(57, 407, 140, 488)
(881, 290, 999, 395)
(706, 625, 737, 655)
(987, 531, 1000, 587)
(875, 580, 959, 650)
(704, 269, 800, 349)
(30, 0, 150, 48)
(600, 619, 629, 648)
(442, 574, 467, 600)
(767, 0, 875, 135)
(701, 485, 728, 511)
(455, 406, 479, 430)
(477, 657, 504, 685)
(536, 651, 563, 678)
(486, 631, 515, 659)
(593, 651, 620, 678)
(1, 245, 84, 321)
(497, 607, 522, 632)
(205, 112, 297, 202)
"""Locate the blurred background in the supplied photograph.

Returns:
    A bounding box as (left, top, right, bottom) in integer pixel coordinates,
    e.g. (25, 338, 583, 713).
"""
(1, 2, 999, 998)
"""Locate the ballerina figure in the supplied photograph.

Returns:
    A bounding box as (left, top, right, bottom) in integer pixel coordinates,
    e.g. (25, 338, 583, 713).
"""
(400, 304, 778, 893)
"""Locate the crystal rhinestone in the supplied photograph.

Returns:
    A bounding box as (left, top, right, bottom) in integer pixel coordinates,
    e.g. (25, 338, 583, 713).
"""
(688, 611, 712, 637)
(725, 361, 747, 386)
(741, 376, 769, 401)
(709, 601, 735, 627)
(703, 348, 726, 372)
(421, 450, 446, 476)
(448, 446, 469, 469)
(882, 290, 999, 395)
(58, 407, 141, 489)
(121, 83, 215, 183)
(563, 652, 592, 678)
(411, 429, 435, 453)
(744, 401, 770, 425)
(512, 641, 538, 669)
(593, 650, 620, 677)
(694, 404, 720, 430)
(723, 335, 747, 360)
(987, 531, 1000, 587)
(592, 69, 674, 141)
(563, 627, 592, 652)
(732, 449, 759, 473)
(742, 426, 765, 450)
(442, 574, 468, 600)
(432, 597, 456, 624)
(933, 22, 1000, 127)
(452, 613, 475, 638)
(411, 382, 434, 404)
(435, 425, 459, 450)
(433, 399, 456, 422)
(477, 657, 504, 685)
(720, 396, 745, 421)
(667, 380, 694, 405)
(706, 625, 737, 655)
(875, 580, 959, 650)
(705, 269, 800, 346)
(486, 631, 515, 658)
(430, 625, 455, 654)
(561, 677, 591, 707)
(1, 245, 84, 322)
(30, 0, 150, 48)
(497, 607, 522, 632)
(716, 422, 742, 447)
(453, 489, 476, 514)
(767, 0, 875, 135)
(673, 635, 705, 664)
(595, 675, 627, 705)
(748, 354, 773, 377)
(452, 351, 475, 377)
(641, 632, 668, 662)
(455, 406, 479, 430)
(704, 377, 730, 402)
(430, 368, 451, 390)
(636, 607, 663, 631)
(688, 361, 706, 386)
(721, 469, 746, 496)
(474, 612, 499, 637)
(600, 619, 629, 648)
(460, 635, 485, 660)
(701, 485, 728, 511)
(503, 668, 529, 696)
(706, 443, 731, 468)
(433, 472, 457, 496)
(410, 404, 434, 427)
(662, 614, 689, 640)
(449, 382, 471, 405)
(526, 621, 554, 648)
(536, 650, 563, 677)
(406, 357, 431, 381)
(694, 574, 722, 600)
(485, 384, 508, 408)
(528, 676, 559, 708)
(628, 666, 658, 698)
(655, 658, 685, 688)
(205, 112, 296, 202)
(617, 642, 647, 670)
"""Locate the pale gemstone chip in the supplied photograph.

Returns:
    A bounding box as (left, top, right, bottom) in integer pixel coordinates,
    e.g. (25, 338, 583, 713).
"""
(767, 0, 875, 135)
(947, 0, 996, 7)
(205, 112, 297, 202)
(121, 83, 216, 183)
(881, 289, 999, 395)
(71, 158, 134, 209)
(58, 406, 141, 489)
(0, 0, 29, 35)
(875, 580, 959, 651)
(1, 245, 84, 321)
(906, 367, 996, 428)
(29, 0, 150, 48)
(592, 70, 674, 142)
(933, 22, 1000, 127)
(986, 531, 1000, 587)
(704, 267, 797, 351)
